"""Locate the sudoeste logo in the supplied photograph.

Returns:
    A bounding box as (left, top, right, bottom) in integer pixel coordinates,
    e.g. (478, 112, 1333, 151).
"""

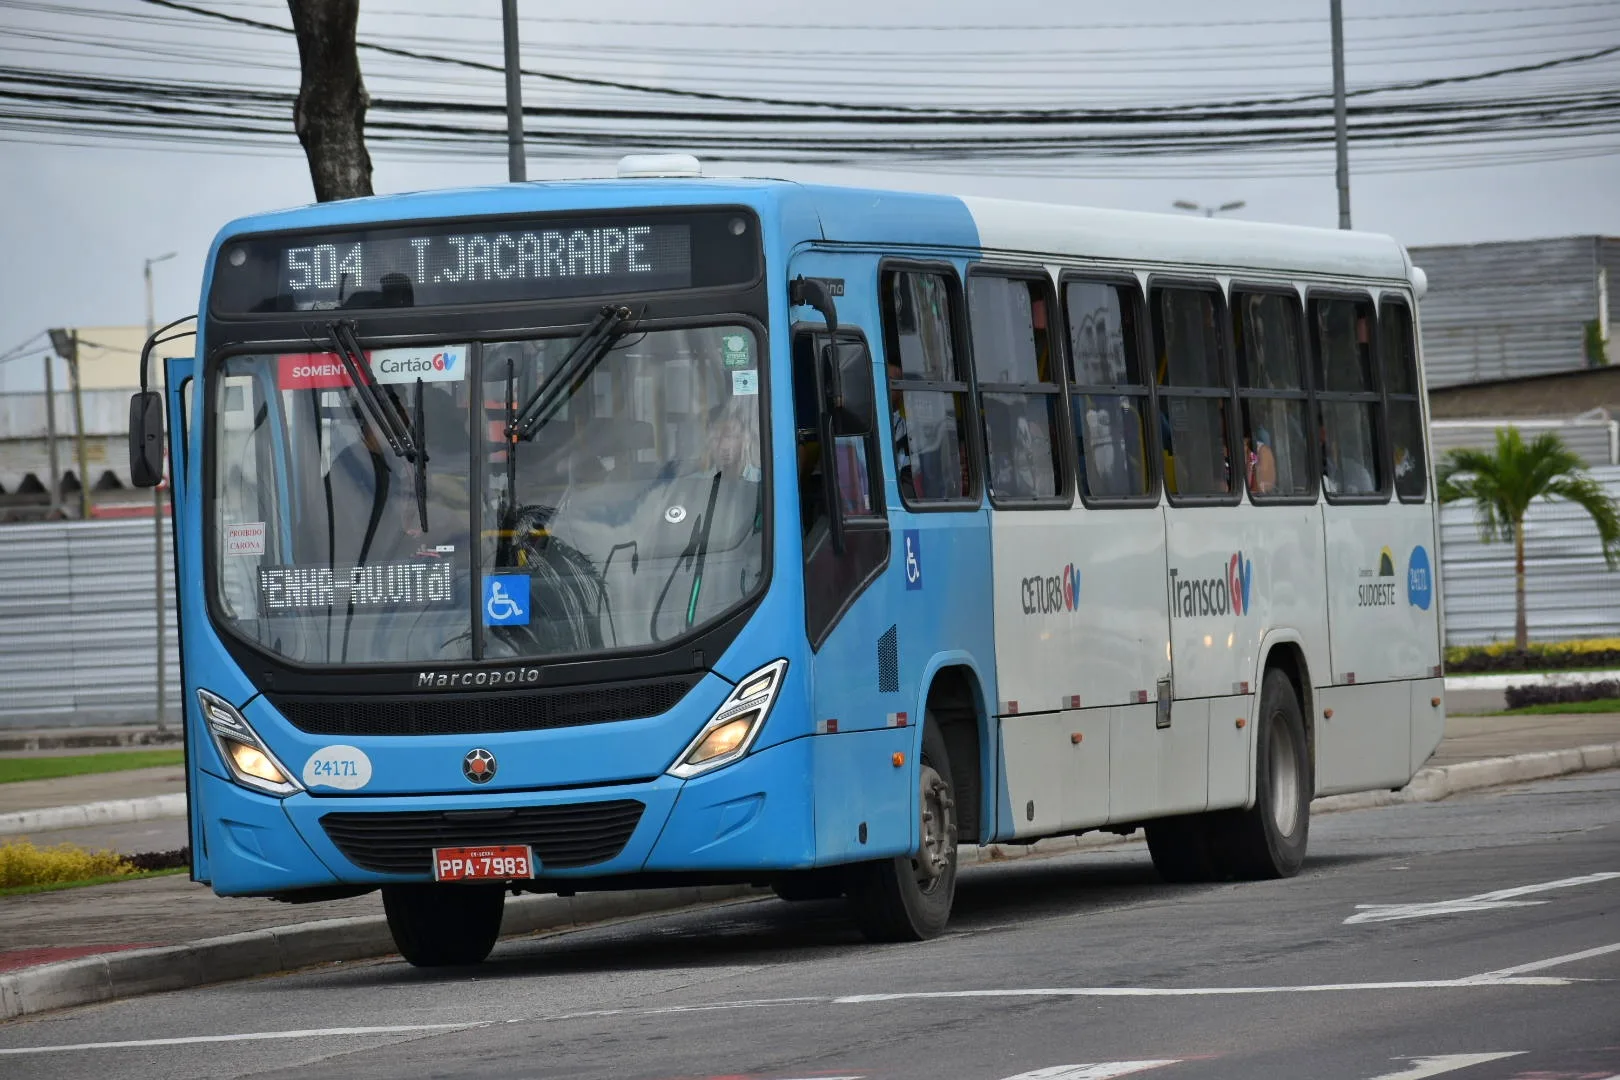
(1407, 545, 1433, 610)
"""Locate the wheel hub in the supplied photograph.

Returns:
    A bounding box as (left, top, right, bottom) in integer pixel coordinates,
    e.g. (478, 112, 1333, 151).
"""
(1270, 714, 1301, 837)
(915, 764, 957, 888)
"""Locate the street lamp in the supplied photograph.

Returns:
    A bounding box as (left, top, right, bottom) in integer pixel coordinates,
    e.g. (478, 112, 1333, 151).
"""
(144, 251, 176, 734)
(1173, 199, 1247, 218)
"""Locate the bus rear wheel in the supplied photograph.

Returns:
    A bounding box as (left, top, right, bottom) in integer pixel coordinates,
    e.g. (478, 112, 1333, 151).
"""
(382, 883, 505, 967)
(845, 719, 958, 942)
(1221, 668, 1311, 879)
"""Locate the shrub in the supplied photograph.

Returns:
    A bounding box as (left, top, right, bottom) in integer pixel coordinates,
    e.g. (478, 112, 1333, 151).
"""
(0, 840, 132, 889)
(125, 848, 189, 872)
(1503, 679, 1620, 710)
(1446, 638, 1620, 673)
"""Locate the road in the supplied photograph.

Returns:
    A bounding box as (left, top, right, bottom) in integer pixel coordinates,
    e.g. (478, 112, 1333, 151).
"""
(2, 770, 1617, 1080)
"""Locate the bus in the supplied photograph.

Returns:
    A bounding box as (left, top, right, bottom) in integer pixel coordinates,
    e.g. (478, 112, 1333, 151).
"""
(129, 156, 1445, 967)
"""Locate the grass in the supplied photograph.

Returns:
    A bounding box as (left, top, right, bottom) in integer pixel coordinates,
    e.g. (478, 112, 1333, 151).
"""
(0, 867, 185, 898)
(1497, 697, 1620, 716)
(0, 749, 183, 785)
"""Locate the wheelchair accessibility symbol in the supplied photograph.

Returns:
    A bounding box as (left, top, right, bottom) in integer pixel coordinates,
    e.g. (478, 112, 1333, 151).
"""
(483, 574, 530, 626)
(903, 529, 922, 591)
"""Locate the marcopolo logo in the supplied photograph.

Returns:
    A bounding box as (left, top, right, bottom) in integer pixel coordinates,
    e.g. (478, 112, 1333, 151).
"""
(1170, 552, 1253, 618)
(416, 666, 542, 689)
(1407, 544, 1433, 610)
(1021, 563, 1080, 615)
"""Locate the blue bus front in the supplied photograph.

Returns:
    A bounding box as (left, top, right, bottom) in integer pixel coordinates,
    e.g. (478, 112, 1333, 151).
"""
(165, 181, 892, 904)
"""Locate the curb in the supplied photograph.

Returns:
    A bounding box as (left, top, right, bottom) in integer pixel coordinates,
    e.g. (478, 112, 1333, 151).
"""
(0, 793, 186, 837)
(1, 884, 762, 1020)
(1311, 740, 1620, 813)
(1443, 669, 1620, 691)
(3, 741, 1617, 1021)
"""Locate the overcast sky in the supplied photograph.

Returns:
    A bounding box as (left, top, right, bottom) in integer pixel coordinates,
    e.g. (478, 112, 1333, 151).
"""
(2, 0, 1617, 389)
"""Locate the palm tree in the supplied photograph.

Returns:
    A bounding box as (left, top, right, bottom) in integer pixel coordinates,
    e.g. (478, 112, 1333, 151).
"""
(1437, 427, 1620, 652)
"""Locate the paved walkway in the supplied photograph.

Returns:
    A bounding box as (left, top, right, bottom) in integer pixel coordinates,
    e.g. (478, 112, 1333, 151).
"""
(0, 766, 185, 816)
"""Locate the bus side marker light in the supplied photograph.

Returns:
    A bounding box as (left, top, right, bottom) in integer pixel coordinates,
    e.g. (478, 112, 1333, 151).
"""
(1323, 708, 1334, 719)
(892, 752, 905, 767)
(1235, 718, 1246, 729)
(1432, 697, 1442, 707)
(1070, 732, 1083, 744)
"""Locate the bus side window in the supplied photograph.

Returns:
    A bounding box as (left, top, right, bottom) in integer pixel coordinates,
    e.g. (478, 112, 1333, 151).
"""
(967, 272, 1064, 505)
(1151, 285, 1236, 501)
(1379, 299, 1427, 502)
(1064, 279, 1154, 502)
(1233, 290, 1315, 501)
(881, 268, 976, 506)
(1310, 295, 1386, 500)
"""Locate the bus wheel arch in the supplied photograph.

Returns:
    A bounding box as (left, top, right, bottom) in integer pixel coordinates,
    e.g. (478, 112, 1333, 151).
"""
(920, 662, 986, 846)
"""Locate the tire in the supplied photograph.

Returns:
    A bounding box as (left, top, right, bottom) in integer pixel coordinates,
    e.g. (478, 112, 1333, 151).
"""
(771, 869, 845, 902)
(382, 883, 506, 968)
(1219, 667, 1312, 879)
(1146, 813, 1219, 883)
(845, 718, 958, 942)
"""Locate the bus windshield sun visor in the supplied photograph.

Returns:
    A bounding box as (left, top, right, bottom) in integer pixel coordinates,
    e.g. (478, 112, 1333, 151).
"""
(508, 305, 635, 443)
(323, 320, 431, 532)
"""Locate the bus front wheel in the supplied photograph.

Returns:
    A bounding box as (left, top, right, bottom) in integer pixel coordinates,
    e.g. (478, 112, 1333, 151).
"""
(382, 883, 505, 967)
(845, 719, 958, 942)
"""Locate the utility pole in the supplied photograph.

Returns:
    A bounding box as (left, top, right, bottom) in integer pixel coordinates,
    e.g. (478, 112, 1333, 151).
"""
(145, 252, 176, 733)
(502, 0, 526, 182)
(42, 353, 61, 517)
(1330, 0, 1352, 229)
(48, 329, 92, 520)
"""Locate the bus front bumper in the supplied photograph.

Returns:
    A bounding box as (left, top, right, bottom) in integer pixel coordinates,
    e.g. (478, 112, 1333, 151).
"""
(197, 729, 913, 897)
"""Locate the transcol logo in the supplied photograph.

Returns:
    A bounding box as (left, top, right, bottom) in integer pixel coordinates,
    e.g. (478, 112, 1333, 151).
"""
(1170, 552, 1253, 618)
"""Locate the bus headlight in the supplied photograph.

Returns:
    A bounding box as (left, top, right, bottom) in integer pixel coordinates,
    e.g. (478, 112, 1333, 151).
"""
(668, 659, 787, 779)
(197, 689, 303, 797)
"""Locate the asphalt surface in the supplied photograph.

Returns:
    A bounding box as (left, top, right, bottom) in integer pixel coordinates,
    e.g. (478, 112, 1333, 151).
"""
(1, 769, 1616, 1080)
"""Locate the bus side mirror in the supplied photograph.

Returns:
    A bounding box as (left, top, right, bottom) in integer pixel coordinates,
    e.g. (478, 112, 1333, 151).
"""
(826, 341, 873, 438)
(128, 391, 166, 488)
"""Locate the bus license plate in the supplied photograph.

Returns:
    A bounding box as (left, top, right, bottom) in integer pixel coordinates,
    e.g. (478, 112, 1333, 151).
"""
(433, 845, 533, 881)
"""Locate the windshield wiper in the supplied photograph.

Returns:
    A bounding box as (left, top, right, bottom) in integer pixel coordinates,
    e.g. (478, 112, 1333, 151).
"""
(508, 305, 633, 443)
(324, 321, 430, 532)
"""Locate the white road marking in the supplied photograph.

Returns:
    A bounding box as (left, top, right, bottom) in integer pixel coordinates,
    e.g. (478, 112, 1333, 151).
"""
(1345, 872, 1620, 924)
(834, 977, 1566, 1004)
(997, 1060, 1181, 1080)
(0, 1023, 483, 1056)
(1459, 941, 1620, 982)
(1363, 1053, 1523, 1080)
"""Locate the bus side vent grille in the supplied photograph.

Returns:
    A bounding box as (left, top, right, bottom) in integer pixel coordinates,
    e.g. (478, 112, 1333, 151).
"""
(267, 674, 703, 736)
(877, 625, 899, 694)
(320, 800, 645, 874)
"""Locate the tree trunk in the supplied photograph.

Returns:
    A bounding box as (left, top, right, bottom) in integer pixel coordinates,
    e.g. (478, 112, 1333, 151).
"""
(1513, 515, 1528, 652)
(288, 0, 372, 202)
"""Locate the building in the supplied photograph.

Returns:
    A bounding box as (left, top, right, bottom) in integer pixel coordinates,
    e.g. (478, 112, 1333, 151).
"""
(1409, 236, 1617, 388)
(1412, 237, 1620, 467)
(0, 326, 165, 520)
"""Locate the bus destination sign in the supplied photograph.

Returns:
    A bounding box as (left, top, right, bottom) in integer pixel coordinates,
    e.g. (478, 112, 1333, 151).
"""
(211, 209, 757, 314)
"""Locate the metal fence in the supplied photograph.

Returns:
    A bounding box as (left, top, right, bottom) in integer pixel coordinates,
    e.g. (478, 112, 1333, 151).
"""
(1439, 465, 1620, 646)
(0, 517, 178, 728)
(3, 473, 1620, 725)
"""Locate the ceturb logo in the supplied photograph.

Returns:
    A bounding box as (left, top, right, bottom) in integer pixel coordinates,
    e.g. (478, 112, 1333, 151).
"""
(1021, 563, 1080, 615)
(1170, 552, 1253, 618)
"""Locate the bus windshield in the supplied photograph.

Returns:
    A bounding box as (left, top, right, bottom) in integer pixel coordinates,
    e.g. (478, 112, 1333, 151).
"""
(210, 324, 766, 666)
